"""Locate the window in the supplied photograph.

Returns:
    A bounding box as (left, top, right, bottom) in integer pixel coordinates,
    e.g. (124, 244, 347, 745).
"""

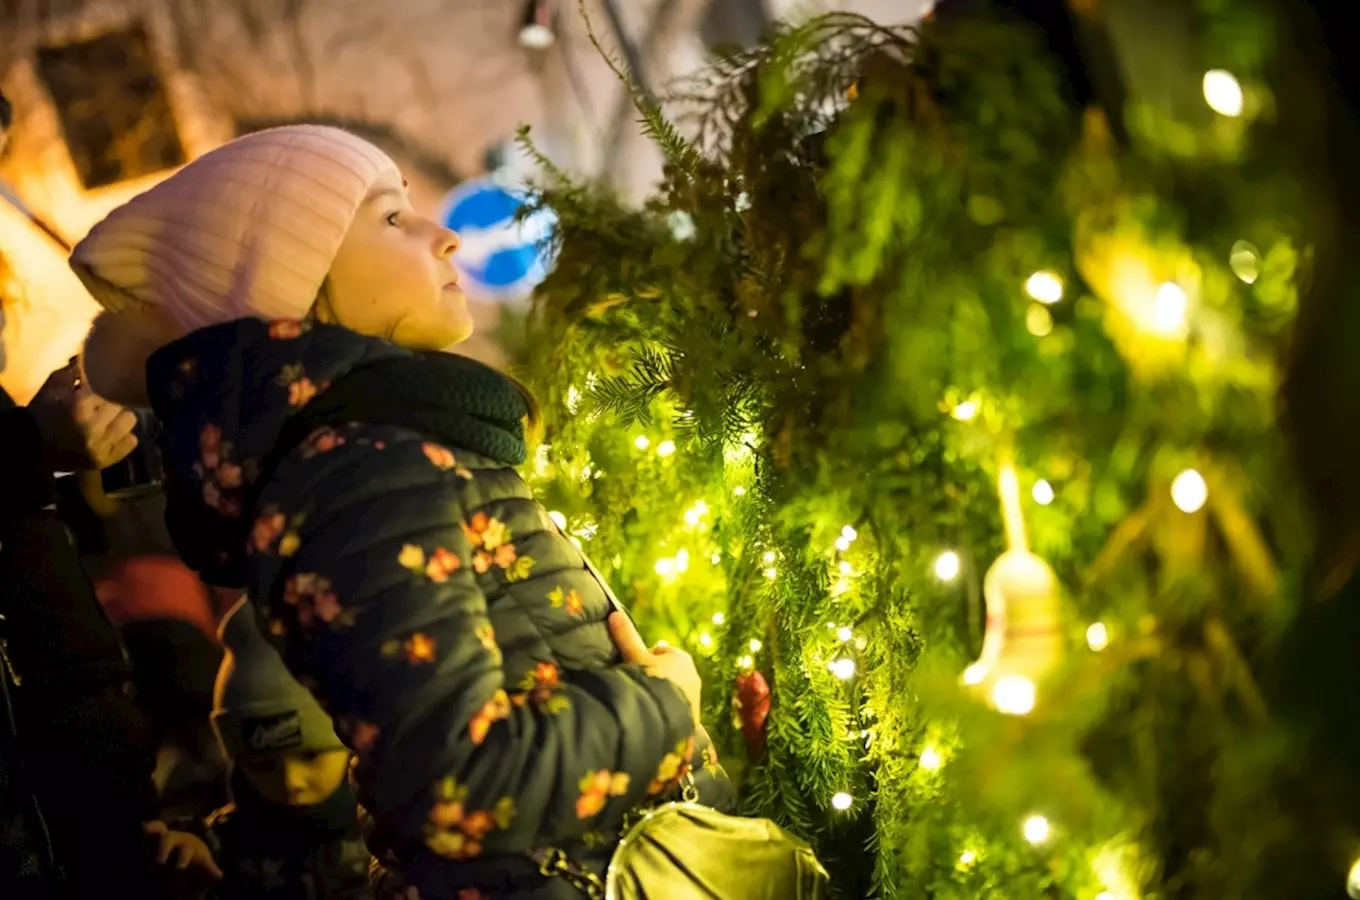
(35, 26, 185, 189)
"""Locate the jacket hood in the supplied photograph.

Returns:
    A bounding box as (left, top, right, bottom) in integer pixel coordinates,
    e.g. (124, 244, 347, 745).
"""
(147, 317, 407, 586)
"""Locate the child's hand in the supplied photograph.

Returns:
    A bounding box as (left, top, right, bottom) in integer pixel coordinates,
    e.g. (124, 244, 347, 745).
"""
(609, 611, 704, 725)
(143, 820, 223, 880)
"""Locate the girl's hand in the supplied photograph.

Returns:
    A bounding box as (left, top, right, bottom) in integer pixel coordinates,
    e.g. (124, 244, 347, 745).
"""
(609, 611, 703, 725)
(143, 820, 223, 879)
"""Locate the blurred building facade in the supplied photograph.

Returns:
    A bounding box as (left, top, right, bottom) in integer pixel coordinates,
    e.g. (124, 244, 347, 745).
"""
(0, 0, 923, 402)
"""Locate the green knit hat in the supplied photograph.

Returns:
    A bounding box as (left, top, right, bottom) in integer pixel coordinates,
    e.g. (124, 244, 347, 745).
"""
(211, 598, 344, 760)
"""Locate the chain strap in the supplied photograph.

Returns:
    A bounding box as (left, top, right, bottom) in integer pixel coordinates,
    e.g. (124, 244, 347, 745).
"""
(534, 773, 702, 899)
(534, 847, 607, 900)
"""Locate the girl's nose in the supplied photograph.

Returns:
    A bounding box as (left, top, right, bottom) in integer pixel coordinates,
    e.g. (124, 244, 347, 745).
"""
(435, 225, 460, 259)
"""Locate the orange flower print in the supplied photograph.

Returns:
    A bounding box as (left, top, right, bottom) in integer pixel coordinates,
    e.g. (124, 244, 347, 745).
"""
(278, 532, 300, 557)
(425, 548, 462, 583)
(576, 770, 631, 819)
(468, 690, 511, 746)
(424, 779, 514, 860)
(462, 513, 490, 545)
(269, 319, 304, 340)
(534, 662, 559, 687)
(289, 377, 318, 407)
(252, 513, 286, 552)
(473, 552, 493, 575)
(548, 587, 585, 618)
(647, 738, 696, 796)
(304, 428, 346, 457)
(399, 544, 426, 575)
(463, 513, 509, 551)
(493, 543, 517, 569)
(313, 591, 342, 623)
(423, 443, 457, 470)
(404, 633, 437, 664)
(461, 811, 495, 841)
(217, 462, 242, 489)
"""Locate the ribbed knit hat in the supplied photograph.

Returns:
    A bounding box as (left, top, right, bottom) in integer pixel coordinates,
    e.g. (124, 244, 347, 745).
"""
(212, 597, 344, 761)
(73, 125, 398, 405)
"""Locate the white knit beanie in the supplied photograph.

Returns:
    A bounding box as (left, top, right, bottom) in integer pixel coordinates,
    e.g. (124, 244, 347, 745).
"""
(212, 597, 344, 761)
(73, 125, 398, 405)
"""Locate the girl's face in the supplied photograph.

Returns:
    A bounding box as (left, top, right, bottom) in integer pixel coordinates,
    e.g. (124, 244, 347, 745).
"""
(319, 168, 473, 350)
(238, 748, 351, 807)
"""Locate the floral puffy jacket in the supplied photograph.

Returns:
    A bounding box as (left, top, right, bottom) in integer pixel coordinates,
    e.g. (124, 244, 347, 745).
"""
(148, 319, 730, 896)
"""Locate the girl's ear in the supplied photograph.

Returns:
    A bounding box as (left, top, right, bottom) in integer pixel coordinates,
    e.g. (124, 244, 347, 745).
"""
(81, 308, 185, 407)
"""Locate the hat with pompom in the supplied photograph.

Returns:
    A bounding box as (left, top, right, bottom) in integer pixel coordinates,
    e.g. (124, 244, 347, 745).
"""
(73, 125, 398, 406)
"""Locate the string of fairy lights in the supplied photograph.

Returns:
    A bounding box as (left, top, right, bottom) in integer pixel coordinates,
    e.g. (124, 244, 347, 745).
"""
(538, 61, 1360, 898)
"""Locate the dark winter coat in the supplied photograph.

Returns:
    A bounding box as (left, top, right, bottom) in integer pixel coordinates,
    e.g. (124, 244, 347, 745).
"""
(0, 392, 163, 896)
(204, 771, 373, 900)
(148, 319, 732, 899)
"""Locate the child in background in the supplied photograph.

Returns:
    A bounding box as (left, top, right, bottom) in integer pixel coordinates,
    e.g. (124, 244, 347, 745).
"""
(206, 598, 373, 900)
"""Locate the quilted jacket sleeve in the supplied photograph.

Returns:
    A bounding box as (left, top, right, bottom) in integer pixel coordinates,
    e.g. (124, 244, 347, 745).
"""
(247, 425, 697, 856)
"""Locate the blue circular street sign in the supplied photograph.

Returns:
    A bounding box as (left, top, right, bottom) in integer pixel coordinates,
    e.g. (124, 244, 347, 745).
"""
(438, 178, 556, 302)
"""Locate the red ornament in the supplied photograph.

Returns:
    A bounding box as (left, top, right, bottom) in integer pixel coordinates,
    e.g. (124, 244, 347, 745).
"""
(732, 670, 771, 759)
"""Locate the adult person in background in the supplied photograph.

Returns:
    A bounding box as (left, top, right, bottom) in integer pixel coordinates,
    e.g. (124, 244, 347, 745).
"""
(1, 88, 220, 898)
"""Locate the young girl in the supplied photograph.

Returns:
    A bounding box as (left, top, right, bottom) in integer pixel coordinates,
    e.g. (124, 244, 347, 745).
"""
(75, 125, 730, 898)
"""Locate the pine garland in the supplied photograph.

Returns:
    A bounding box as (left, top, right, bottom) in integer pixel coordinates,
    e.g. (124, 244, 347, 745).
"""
(518, 4, 1329, 897)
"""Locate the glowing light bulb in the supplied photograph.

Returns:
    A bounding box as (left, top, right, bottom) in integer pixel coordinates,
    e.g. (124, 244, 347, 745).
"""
(763, 566, 778, 580)
(1171, 468, 1208, 513)
(733, 485, 747, 497)
(1152, 282, 1188, 336)
(654, 557, 677, 578)
(548, 510, 568, 530)
(1026, 270, 1064, 304)
(711, 552, 722, 564)
(951, 399, 980, 421)
(962, 662, 987, 685)
(633, 435, 650, 450)
(831, 792, 853, 811)
(762, 551, 777, 563)
(711, 612, 726, 626)
(934, 551, 961, 581)
(675, 549, 690, 573)
(656, 440, 676, 458)
(1202, 69, 1244, 117)
(748, 638, 763, 653)
(1032, 479, 1055, 506)
(698, 632, 713, 648)
(1230, 240, 1261, 284)
(958, 849, 978, 867)
(842, 525, 858, 541)
(737, 654, 754, 669)
(837, 626, 853, 642)
(919, 745, 942, 771)
(684, 501, 708, 526)
(993, 674, 1037, 715)
(1022, 814, 1051, 845)
(1346, 857, 1360, 899)
(835, 536, 852, 552)
(1086, 622, 1110, 652)
(1026, 304, 1054, 337)
(829, 657, 857, 680)
(1096, 893, 1114, 900)
(838, 560, 854, 575)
